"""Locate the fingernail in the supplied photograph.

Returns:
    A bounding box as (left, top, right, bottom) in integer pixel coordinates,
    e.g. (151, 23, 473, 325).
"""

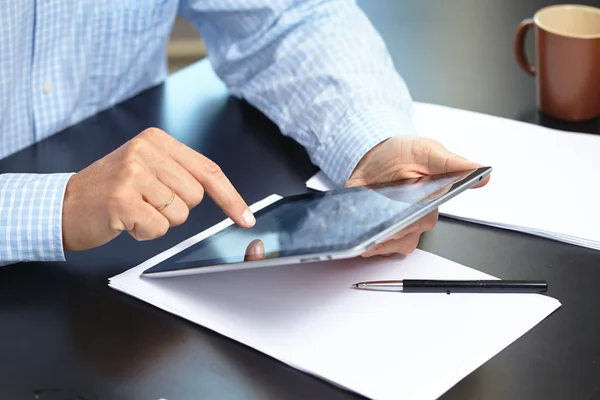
(243, 209, 256, 226)
(252, 240, 264, 256)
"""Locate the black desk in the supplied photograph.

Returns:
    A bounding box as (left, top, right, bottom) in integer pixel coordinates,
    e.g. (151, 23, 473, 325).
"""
(1, 1, 599, 399)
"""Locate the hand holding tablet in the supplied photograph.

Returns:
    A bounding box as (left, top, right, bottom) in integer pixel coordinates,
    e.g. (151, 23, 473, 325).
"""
(143, 167, 492, 278)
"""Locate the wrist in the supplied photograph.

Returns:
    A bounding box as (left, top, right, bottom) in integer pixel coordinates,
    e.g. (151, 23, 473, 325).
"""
(348, 138, 391, 183)
(312, 105, 417, 187)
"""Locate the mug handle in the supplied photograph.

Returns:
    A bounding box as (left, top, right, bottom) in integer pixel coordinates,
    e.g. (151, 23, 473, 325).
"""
(514, 19, 536, 76)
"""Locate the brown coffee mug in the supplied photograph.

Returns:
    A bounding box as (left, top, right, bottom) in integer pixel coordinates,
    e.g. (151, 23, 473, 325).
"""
(514, 4, 600, 121)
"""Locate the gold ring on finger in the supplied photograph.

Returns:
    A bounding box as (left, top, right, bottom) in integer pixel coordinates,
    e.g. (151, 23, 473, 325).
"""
(156, 189, 175, 211)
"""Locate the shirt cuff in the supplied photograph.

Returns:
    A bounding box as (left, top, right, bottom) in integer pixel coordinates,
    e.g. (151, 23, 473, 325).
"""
(311, 105, 418, 187)
(0, 173, 74, 265)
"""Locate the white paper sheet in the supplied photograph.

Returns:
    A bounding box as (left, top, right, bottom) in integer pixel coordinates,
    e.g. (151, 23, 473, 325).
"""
(306, 102, 600, 250)
(110, 194, 561, 400)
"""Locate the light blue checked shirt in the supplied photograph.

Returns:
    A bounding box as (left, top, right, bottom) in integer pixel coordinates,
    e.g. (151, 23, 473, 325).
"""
(0, 0, 415, 265)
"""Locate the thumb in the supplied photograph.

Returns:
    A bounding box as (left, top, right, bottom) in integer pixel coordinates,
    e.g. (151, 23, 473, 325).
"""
(244, 239, 265, 262)
(425, 145, 490, 188)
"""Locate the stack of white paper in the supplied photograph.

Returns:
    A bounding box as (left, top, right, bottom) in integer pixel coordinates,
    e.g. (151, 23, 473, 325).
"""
(306, 102, 600, 250)
(110, 195, 561, 400)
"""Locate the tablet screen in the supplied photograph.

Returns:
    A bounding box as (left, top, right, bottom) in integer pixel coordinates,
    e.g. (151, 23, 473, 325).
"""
(144, 168, 487, 274)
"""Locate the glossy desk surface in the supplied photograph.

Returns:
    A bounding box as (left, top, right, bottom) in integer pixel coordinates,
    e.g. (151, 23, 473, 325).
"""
(1, 1, 599, 399)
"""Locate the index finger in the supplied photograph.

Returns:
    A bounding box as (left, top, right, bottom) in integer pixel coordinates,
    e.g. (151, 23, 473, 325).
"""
(196, 155, 256, 227)
(139, 128, 255, 227)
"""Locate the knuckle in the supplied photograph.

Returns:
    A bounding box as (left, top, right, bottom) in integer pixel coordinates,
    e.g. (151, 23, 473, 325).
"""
(108, 187, 134, 208)
(107, 195, 137, 231)
(108, 215, 126, 233)
(203, 159, 224, 180)
(170, 206, 189, 227)
(139, 127, 166, 140)
(128, 231, 142, 241)
(142, 218, 169, 240)
(185, 185, 205, 209)
(126, 137, 149, 155)
(194, 186, 205, 206)
(119, 161, 143, 181)
(130, 230, 147, 242)
(131, 210, 158, 241)
(155, 220, 170, 238)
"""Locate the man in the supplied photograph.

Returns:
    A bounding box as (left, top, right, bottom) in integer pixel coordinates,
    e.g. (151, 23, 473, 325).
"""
(0, 1, 487, 266)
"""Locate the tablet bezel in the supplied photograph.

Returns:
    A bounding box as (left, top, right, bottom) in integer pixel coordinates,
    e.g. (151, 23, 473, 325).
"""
(143, 167, 491, 278)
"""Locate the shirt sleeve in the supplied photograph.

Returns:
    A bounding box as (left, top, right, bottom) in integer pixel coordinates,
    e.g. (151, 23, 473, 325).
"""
(178, 0, 417, 186)
(0, 173, 73, 266)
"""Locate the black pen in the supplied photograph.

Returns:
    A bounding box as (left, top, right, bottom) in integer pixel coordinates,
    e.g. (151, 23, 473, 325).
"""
(351, 279, 548, 293)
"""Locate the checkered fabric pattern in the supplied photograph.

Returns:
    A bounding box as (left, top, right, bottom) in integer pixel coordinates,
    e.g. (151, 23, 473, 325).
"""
(0, 0, 415, 265)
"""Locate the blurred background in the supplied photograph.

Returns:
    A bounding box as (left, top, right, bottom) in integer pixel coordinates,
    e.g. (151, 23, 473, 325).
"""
(168, 17, 205, 74)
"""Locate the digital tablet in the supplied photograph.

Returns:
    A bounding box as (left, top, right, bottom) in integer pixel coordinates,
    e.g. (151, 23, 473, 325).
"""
(143, 167, 491, 277)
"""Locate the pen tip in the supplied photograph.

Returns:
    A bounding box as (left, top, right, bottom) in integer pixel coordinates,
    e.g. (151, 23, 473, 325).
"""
(351, 283, 358, 288)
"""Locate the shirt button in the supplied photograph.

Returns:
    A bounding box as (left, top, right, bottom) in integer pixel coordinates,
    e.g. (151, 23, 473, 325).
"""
(42, 81, 54, 94)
